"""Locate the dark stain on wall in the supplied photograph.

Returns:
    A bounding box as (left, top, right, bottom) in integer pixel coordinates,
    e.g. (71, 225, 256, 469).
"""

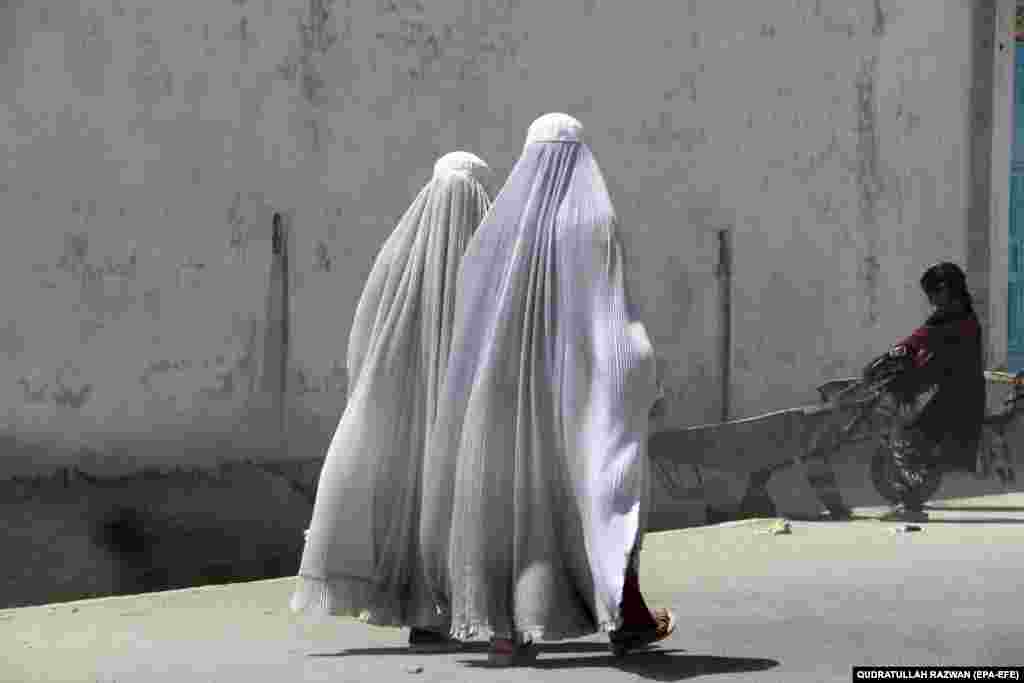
(226, 192, 249, 262)
(278, 0, 337, 106)
(79, 319, 105, 344)
(0, 320, 25, 359)
(58, 232, 89, 274)
(312, 240, 332, 272)
(810, 192, 843, 229)
(854, 56, 883, 325)
(872, 0, 886, 37)
(134, 31, 172, 105)
(143, 288, 161, 319)
(176, 260, 206, 289)
(183, 71, 208, 107)
(139, 353, 244, 400)
(294, 363, 347, 396)
(201, 365, 237, 399)
(794, 131, 840, 183)
(0, 459, 320, 608)
(18, 372, 49, 403)
(664, 255, 696, 325)
(895, 102, 922, 137)
(371, 2, 527, 87)
(820, 7, 856, 38)
(307, 118, 318, 152)
(56, 232, 138, 305)
(632, 111, 706, 152)
(663, 71, 698, 104)
(48, 364, 93, 409)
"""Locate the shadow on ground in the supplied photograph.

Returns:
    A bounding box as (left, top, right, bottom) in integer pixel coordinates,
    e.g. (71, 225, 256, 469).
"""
(320, 643, 780, 682)
(312, 642, 615, 657)
(463, 649, 780, 681)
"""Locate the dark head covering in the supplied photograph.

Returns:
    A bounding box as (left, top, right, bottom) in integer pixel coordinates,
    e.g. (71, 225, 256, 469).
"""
(920, 262, 973, 312)
(920, 261, 968, 296)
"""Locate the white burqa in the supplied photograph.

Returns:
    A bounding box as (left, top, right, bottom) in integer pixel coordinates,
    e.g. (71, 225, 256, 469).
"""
(419, 114, 659, 641)
(291, 152, 493, 627)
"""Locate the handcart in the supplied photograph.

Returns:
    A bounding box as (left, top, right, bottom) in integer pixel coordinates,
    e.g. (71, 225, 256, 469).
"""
(648, 370, 1023, 519)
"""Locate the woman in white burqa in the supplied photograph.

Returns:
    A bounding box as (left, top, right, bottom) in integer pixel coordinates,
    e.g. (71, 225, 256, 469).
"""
(419, 113, 675, 666)
(291, 152, 493, 652)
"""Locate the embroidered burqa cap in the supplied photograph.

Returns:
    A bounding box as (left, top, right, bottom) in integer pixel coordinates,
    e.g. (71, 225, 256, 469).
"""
(291, 152, 493, 626)
(419, 114, 660, 640)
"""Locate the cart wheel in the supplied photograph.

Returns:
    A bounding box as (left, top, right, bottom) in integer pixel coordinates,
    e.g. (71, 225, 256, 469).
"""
(870, 447, 943, 505)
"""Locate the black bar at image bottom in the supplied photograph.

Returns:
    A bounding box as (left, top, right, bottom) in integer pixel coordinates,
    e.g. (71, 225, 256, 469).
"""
(853, 667, 1023, 681)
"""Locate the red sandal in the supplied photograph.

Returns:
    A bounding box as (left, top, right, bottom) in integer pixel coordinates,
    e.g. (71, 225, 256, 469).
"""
(487, 637, 538, 667)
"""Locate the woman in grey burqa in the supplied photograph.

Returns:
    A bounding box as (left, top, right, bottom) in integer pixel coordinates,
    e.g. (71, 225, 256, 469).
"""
(291, 152, 493, 653)
(419, 113, 675, 667)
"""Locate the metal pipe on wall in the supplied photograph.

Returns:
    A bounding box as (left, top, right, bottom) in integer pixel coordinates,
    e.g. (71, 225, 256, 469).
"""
(265, 212, 291, 455)
(716, 228, 733, 423)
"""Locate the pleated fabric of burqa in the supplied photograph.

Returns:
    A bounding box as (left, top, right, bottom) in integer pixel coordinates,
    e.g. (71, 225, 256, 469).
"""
(291, 152, 493, 627)
(419, 114, 660, 641)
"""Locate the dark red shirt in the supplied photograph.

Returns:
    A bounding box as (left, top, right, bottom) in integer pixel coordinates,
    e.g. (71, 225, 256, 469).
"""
(889, 309, 985, 470)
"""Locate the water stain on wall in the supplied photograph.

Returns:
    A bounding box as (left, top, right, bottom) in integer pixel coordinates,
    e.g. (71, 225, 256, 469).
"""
(794, 131, 840, 183)
(56, 231, 138, 311)
(134, 31, 171, 106)
(312, 240, 332, 272)
(294, 363, 347, 396)
(0, 321, 25, 359)
(822, 14, 856, 38)
(854, 55, 883, 325)
(142, 288, 161, 319)
(277, 0, 337, 107)
(663, 255, 696, 326)
(176, 260, 206, 289)
(51, 363, 93, 409)
(225, 192, 250, 263)
(872, 0, 886, 37)
(79, 319, 105, 345)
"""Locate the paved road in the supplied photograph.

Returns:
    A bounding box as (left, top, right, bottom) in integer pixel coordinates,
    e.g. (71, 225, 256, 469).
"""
(2, 494, 1023, 683)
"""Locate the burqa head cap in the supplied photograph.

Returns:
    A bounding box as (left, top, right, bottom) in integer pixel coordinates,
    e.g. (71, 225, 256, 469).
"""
(433, 151, 492, 187)
(524, 113, 585, 147)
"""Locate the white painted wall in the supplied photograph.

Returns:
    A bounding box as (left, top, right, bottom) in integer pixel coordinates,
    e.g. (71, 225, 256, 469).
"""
(0, 0, 1000, 475)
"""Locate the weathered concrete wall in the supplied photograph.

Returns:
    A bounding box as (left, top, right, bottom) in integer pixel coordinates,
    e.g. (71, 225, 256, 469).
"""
(0, 0, 998, 470)
(0, 1, 1018, 586)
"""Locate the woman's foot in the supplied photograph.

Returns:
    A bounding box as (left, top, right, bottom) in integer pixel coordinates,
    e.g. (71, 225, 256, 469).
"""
(609, 607, 676, 657)
(407, 627, 462, 653)
(486, 637, 537, 667)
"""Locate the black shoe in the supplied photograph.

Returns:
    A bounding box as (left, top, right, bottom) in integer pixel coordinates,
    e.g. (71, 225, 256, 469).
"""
(408, 627, 462, 653)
